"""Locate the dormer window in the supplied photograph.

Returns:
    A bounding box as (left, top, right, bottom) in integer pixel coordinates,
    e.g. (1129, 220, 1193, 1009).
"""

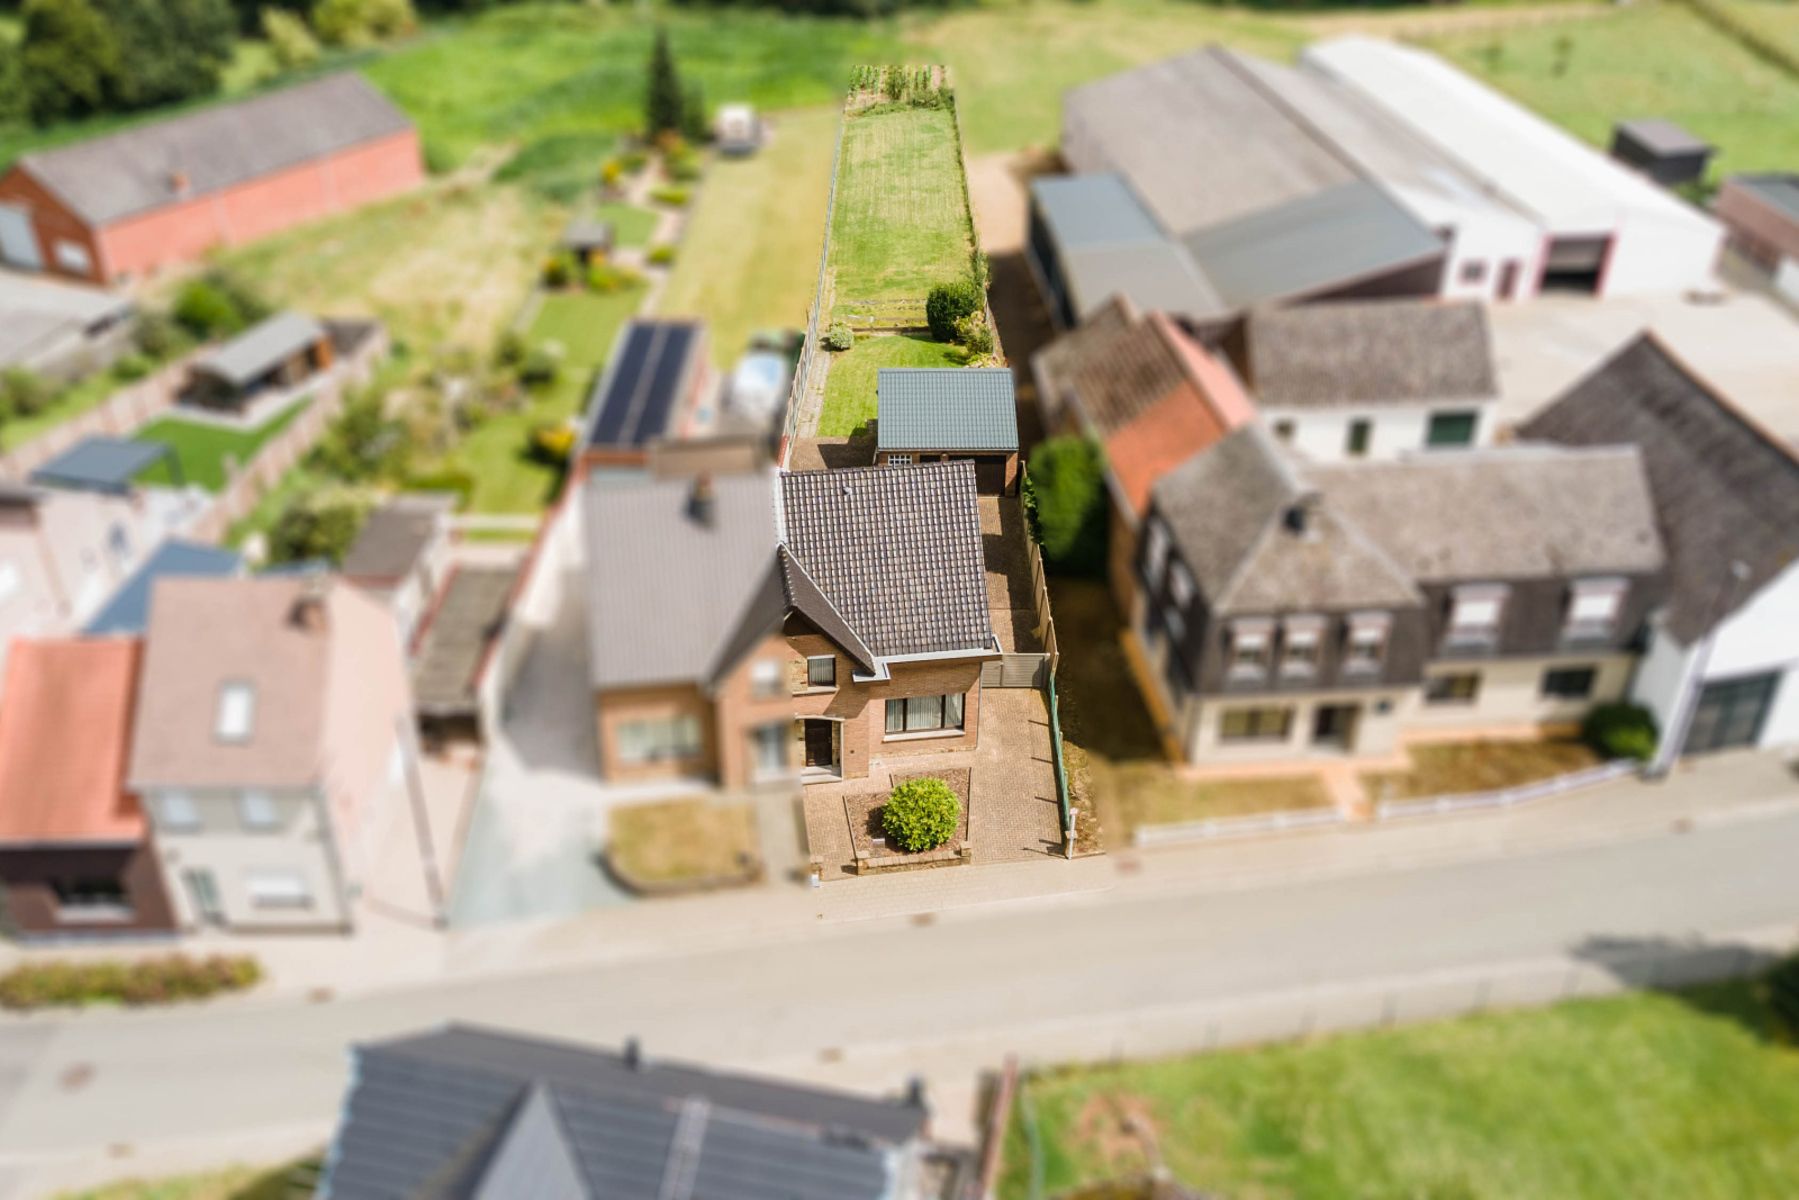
(1446, 585, 1508, 647)
(1228, 619, 1273, 680)
(214, 682, 255, 743)
(1168, 561, 1195, 610)
(1143, 519, 1170, 588)
(1565, 578, 1626, 641)
(1280, 616, 1323, 678)
(1343, 613, 1391, 674)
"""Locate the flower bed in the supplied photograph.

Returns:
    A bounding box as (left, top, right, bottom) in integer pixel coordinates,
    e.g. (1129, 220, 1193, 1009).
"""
(0, 954, 262, 1011)
(845, 768, 973, 874)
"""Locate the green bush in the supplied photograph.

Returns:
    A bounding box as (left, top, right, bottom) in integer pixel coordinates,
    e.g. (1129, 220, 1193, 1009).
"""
(311, 0, 415, 47)
(172, 280, 244, 338)
(529, 422, 576, 466)
(667, 148, 703, 183)
(401, 466, 476, 507)
(493, 329, 526, 369)
(268, 485, 374, 565)
(925, 277, 981, 342)
(0, 368, 55, 418)
(1026, 436, 1108, 577)
(588, 262, 643, 294)
(881, 777, 960, 853)
(0, 954, 261, 1010)
(261, 6, 320, 70)
(110, 352, 153, 382)
(824, 322, 855, 352)
(619, 148, 651, 174)
(518, 342, 563, 386)
(132, 310, 184, 359)
(955, 311, 994, 356)
(1582, 702, 1658, 762)
(650, 184, 691, 207)
(1769, 954, 1799, 1042)
(646, 243, 677, 266)
(542, 254, 574, 289)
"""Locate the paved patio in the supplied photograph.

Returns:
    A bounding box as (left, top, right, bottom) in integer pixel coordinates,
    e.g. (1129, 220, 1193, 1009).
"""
(803, 688, 1064, 880)
(980, 495, 1041, 653)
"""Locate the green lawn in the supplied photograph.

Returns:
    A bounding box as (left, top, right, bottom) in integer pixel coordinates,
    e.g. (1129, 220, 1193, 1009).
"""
(135, 400, 312, 493)
(816, 333, 966, 438)
(658, 106, 840, 359)
(827, 103, 975, 326)
(439, 286, 643, 513)
(591, 201, 658, 248)
(1424, 4, 1799, 181)
(1004, 982, 1799, 1199)
(1720, 0, 1799, 65)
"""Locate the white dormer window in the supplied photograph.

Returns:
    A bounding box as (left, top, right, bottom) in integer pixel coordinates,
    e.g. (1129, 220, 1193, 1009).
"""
(1447, 586, 1508, 646)
(215, 682, 256, 743)
(1144, 519, 1170, 588)
(1168, 561, 1195, 610)
(1280, 617, 1323, 677)
(1565, 579, 1626, 640)
(1228, 619, 1273, 679)
(1344, 612, 1391, 674)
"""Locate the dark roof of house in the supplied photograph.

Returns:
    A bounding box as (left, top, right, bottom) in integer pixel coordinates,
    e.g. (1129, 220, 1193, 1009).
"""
(1151, 425, 1420, 615)
(1312, 446, 1664, 583)
(83, 540, 242, 637)
(342, 493, 457, 582)
(28, 436, 173, 495)
(412, 565, 519, 716)
(16, 74, 412, 228)
(583, 320, 703, 452)
(779, 461, 993, 660)
(876, 367, 1018, 452)
(1520, 335, 1799, 642)
(1615, 118, 1712, 157)
(192, 312, 325, 389)
(1028, 175, 1226, 321)
(1179, 180, 1443, 311)
(1234, 299, 1496, 408)
(320, 1025, 927, 1200)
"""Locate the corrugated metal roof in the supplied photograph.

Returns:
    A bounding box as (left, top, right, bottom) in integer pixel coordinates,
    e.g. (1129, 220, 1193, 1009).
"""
(29, 436, 172, 495)
(1031, 174, 1167, 250)
(17, 74, 413, 227)
(1029, 175, 1225, 320)
(193, 312, 325, 389)
(876, 367, 1018, 452)
(1181, 180, 1443, 310)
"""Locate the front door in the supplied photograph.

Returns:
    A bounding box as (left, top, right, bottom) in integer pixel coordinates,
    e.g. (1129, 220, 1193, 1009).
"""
(182, 868, 224, 927)
(803, 720, 835, 770)
(1684, 672, 1780, 755)
(1311, 704, 1359, 749)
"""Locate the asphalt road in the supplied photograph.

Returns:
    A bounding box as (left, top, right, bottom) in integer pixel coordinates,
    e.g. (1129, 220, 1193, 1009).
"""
(3, 804, 1799, 1196)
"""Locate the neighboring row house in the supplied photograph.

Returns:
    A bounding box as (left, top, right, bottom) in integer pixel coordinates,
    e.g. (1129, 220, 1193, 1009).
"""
(0, 74, 422, 285)
(1132, 427, 1665, 762)
(583, 461, 997, 788)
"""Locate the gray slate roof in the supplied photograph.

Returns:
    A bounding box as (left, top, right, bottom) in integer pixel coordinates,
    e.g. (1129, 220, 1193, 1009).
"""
(194, 312, 325, 389)
(1521, 335, 1799, 642)
(320, 1025, 926, 1200)
(1236, 299, 1496, 408)
(876, 367, 1019, 452)
(29, 435, 173, 495)
(1312, 446, 1664, 583)
(412, 565, 519, 716)
(780, 461, 993, 660)
(342, 493, 457, 582)
(1615, 118, 1711, 157)
(584, 471, 781, 690)
(1029, 176, 1226, 322)
(17, 74, 412, 227)
(1730, 172, 1799, 222)
(1151, 425, 1420, 615)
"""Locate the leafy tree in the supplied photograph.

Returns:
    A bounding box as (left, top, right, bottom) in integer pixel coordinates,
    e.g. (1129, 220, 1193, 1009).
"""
(309, 388, 408, 482)
(268, 486, 374, 564)
(680, 80, 708, 144)
(1025, 435, 1108, 577)
(643, 26, 683, 140)
(312, 0, 416, 47)
(19, 0, 121, 123)
(1769, 954, 1799, 1041)
(881, 777, 959, 852)
(93, 0, 235, 112)
(261, 7, 321, 70)
(0, 39, 27, 128)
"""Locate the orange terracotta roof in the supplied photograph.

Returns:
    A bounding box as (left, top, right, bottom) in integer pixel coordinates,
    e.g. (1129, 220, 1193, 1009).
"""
(1109, 389, 1234, 516)
(0, 638, 146, 843)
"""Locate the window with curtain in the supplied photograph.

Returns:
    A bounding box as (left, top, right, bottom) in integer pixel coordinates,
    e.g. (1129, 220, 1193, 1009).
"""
(884, 692, 965, 735)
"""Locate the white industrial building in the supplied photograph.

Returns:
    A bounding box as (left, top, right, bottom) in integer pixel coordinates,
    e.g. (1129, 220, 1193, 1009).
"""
(1304, 36, 1724, 299)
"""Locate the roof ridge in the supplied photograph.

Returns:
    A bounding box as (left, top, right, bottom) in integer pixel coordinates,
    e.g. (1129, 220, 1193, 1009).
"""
(1637, 333, 1799, 469)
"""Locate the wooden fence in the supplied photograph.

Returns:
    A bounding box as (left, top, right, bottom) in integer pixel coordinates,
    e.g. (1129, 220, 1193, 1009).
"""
(0, 352, 199, 480)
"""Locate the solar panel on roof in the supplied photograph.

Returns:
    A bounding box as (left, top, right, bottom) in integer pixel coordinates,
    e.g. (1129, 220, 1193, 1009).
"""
(587, 321, 698, 449)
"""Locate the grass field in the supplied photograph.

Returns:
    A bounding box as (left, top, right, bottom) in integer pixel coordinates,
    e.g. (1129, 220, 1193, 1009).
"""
(1720, 0, 1799, 63)
(1424, 4, 1799, 180)
(590, 201, 658, 248)
(658, 107, 840, 359)
(817, 333, 967, 437)
(135, 400, 311, 492)
(1003, 981, 1799, 1199)
(828, 104, 975, 325)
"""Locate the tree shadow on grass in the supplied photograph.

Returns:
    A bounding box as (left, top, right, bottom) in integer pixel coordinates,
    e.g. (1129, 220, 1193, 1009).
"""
(1571, 933, 1791, 1043)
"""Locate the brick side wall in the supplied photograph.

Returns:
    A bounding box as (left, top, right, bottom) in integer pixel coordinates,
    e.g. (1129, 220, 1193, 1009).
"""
(93, 129, 424, 283)
(713, 633, 800, 790)
(594, 682, 717, 783)
(1716, 181, 1799, 269)
(0, 166, 106, 282)
(788, 630, 982, 779)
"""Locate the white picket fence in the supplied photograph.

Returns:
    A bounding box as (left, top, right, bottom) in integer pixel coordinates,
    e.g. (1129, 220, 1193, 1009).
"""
(1374, 759, 1640, 821)
(1134, 804, 1346, 848)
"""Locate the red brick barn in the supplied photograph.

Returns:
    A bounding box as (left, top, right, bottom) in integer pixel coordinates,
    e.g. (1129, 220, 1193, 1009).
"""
(0, 74, 424, 286)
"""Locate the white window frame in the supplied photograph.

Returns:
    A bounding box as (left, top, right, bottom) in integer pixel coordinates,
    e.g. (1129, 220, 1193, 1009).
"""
(614, 715, 703, 765)
(1280, 616, 1324, 678)
(214, 681, 256, 743)
(1343, 613, 1390, 675)
(238, 790, 280, 832)
(884, 692, 965, 737)
(1565, 578, 1626, 640)
(805, 655, 836, 688)
(245, 869, 312, 910)
(53, 240, 92, 275)
(1446, 585, 1508, 646)
(886, 454, 913, 466)
(0, 559, 19, 606)
(1227, 619, 1273, 680)
(158, 791, 201, 832)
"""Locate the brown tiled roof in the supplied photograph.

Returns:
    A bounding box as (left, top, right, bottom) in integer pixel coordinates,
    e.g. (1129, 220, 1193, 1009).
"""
(0, 639, 145, 843)
(779, 461, 993, 660)
(1234, 298, 1497, 408)
(1521, 335, 1799, 642)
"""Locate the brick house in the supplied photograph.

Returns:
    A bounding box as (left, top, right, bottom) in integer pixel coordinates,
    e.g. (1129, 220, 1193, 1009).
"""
(0, 74, 421, 285)
(582, 461, 998, 788)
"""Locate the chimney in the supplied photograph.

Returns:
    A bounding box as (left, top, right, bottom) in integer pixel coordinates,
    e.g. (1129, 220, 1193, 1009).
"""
(687, 473, 715, 526)
(291, 573, 330, 632)
(622, 1037, 643, 1070)
(1283, 491, 1323, 540)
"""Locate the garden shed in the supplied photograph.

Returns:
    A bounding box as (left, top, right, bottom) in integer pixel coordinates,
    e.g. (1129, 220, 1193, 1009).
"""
(560, 217, 615, 267)
(1610, 120, 1715, 188)
(186, 311, 332, 413)
(874, 367, 1019, 494)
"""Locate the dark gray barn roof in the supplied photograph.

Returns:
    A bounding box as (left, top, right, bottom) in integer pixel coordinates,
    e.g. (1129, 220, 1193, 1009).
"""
(1520, 335, 1799, 643)
(1234, 299, 1496, 408)
(15, 74, 412, 227)
(1729, 172, 1799, 223)
(28, 435, 174, 495)
(876, 367, 1018, 452)
(1614, 119, 1712, 158)
(193, 312, 325, 389)
(1029, 175, 1225, 321)
(320, 1025, 927, 1200)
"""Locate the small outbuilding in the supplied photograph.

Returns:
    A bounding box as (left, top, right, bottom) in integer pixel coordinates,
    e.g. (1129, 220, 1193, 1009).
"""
(560, 217, 614, 267)
(185, 311, 332, 413)
(715, 104, 763, 155)
(874, 367, 1020, 494)
(1610, 119, 1715, 188)
(29, 435, 180, 495)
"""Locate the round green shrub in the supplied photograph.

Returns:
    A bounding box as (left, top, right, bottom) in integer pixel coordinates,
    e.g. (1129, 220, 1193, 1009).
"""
(925, 278, 981, 342)
(1581, 702, 1658, 762)
(824, 322, 855, 352)
(1026, 435, 1109, 577)
(881, 777, 959, 853)
(172, 280, 244, 339)
(955, 311, 995, 356)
